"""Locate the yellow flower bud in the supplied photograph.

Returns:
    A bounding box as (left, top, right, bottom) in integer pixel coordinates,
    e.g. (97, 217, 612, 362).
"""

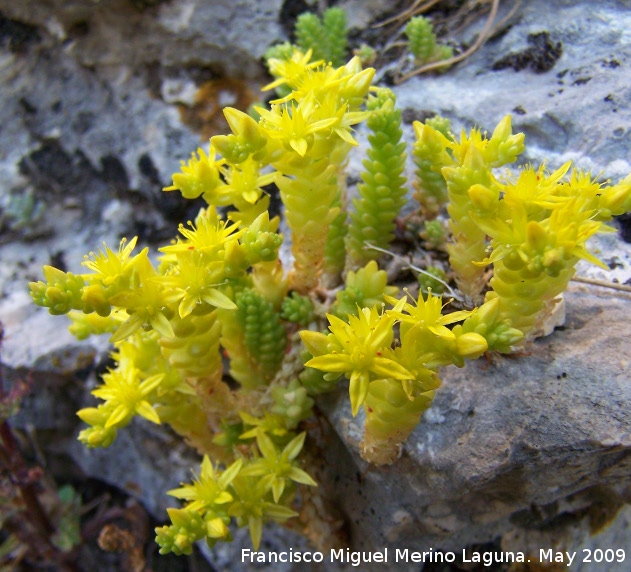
(455, 332, 488, 359)
(468, 183, 499, 212)
(81, 284, 111, 317)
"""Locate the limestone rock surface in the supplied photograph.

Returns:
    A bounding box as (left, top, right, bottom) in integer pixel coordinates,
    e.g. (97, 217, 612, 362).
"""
(320, 285, 631, 569)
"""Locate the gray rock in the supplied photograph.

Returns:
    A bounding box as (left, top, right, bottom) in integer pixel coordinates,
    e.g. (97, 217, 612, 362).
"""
(319, 284, 631, 565)
(393, 0, 631, 179)
(0, 0, 284, 77)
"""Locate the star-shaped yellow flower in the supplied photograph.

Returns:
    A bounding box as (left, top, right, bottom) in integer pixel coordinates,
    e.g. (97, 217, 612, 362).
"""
(385, 290, 472, 341)
(300, 304, 412, 415)
(91, 367, 163, 429)
(256, 97, 338, 157)
(168, 456, 242, 514)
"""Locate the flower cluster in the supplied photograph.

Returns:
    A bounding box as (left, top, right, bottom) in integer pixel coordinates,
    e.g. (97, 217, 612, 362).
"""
(415, 118, 631, 340)
(29, 42, 631, 555)
(301, 291, 487, 464)
(157, 431, 315, 554)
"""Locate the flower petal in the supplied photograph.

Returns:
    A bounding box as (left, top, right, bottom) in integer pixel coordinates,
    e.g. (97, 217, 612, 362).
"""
(299, 330, 330, 357)
(150, 313, 175, 338)
(349, 370, 370, 416)
(283, 432, 306, 461)
(105, 404, 130, 428)
(135, 400, 161, 425)
(256, 431, 278, 461)
(202, 289, 237, 310)
(305, 354, 353, 373)
(370, 357, 413, 380)
(290, 138, 308, 157)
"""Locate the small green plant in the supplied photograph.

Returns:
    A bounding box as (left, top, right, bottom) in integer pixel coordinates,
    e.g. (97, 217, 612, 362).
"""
(0, 189, 47, 240)
(345, 87, 408, 272)
(295, 7, 348, 67)
(353, 43, 377, 67)
(265, 6, 349, 75)
(404, 15, 453, 67)
(29, 48, 631, 555)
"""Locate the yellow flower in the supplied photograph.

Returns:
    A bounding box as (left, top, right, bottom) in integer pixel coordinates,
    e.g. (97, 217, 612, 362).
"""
(158, 255, 236, 318)
(168, 456, 242, 514)
(301, 305, 412, 415)
(212, 108, 268, 164)
(82, 237, 148, 287)
(478, 200, 608, 275)
(270, 62, 344, 106)
(221, 157, 276, 205)
(239, 412, 288, 440)
(91, 367, 163, 428)
(239, 432, 316, 502)
(160, 206, 244, 258)
(308, 89, 370, 146)
(164, 145, 226, 201)
(500, 162, 573, 213)
(108, 278, 174, 342)
(228, 475, 297, 551)
(256, 97, 338, 157)
(263, 48, 323, 93)
(385, 290, 472, 341)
